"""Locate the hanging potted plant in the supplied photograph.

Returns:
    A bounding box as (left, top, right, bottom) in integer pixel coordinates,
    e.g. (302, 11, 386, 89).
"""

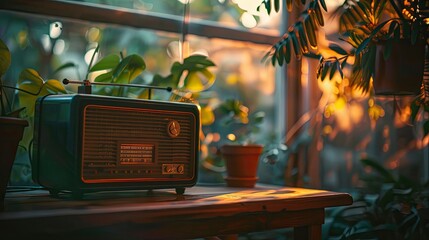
(261, 0, 428, 95)
(217, 99, 265, 188)
(259, 0, 429, 134)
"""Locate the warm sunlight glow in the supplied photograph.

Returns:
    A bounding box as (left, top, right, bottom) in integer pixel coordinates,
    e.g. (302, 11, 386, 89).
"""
(86, 27, 101, 43)
(84, 47, 99, 65)
(240, 12, 257, 28)
(53, 39, 65, 55)
(41, 34, 51, 52)
(227, 134, 236, 141)
(49, 21, 63, 39)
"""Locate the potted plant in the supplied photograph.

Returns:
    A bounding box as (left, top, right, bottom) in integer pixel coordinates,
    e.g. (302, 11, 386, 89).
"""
(0, 38, 28, 209)
(325, 158, 429, 239)
(0, 38, 67, 208)
(261, 0, 428, 94)
(217, 99, 265, 188)
(259, 0, 429, 134)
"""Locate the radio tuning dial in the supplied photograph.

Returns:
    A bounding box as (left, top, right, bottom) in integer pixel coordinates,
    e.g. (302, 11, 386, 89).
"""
(177, 165, 184, 174)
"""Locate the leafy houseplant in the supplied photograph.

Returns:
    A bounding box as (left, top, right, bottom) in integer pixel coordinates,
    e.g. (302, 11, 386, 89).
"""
(217, 99, 265, 188)
(0, 38, 28, 209)
(0, 38, 68, 207)
(326, 158, 429, 239)
(261, 0, 428, 93)
(259, 0, 429, 134)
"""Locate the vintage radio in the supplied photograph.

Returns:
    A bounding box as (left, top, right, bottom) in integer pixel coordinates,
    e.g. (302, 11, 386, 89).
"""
(32, 94, 200, 197)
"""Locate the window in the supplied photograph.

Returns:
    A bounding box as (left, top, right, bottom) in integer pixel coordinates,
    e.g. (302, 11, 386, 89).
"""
(0, 0, 284, 185)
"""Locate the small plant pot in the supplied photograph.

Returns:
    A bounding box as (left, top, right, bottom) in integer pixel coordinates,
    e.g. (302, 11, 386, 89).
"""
(220, 144, 263, 188)
(0, 117, 28, 210)
(374, 39, 425, 95)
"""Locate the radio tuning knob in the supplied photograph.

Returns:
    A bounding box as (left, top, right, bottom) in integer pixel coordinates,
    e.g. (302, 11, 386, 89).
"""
(167, 120, 181, 138)
(177, 165, 184, 174)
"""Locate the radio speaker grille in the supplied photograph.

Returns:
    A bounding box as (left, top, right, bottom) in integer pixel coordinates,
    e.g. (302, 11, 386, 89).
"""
(81, 105, 196, 182)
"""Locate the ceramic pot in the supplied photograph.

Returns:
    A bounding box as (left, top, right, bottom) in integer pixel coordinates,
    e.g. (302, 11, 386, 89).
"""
(0, 117, 28, 210)
(220, 144, 263, 188)
(374, 39, 425, 95)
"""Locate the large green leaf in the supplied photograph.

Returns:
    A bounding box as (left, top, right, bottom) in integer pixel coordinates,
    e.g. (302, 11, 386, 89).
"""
(112, 54, 146, 83)
(94, 71, 114, 83)
(89, 54, 120, 72)
(18, 68, 44, 90)
(184, 68, 215, 92)
(18, 69, 66, 116)
(304, 15, 317, 48)
(44, 79, 67, 94)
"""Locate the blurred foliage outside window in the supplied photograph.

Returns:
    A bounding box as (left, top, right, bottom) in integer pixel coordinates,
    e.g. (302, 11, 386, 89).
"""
(0, 0, 282, 185)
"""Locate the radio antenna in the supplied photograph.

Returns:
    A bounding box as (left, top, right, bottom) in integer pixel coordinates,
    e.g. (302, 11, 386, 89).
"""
(62, 79, 172, 100)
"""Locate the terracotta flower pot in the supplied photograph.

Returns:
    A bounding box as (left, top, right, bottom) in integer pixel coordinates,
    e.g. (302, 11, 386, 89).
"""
(374, 39, 425, 95)
(0, 117, 28, 210)
(220, 144, 263, 188)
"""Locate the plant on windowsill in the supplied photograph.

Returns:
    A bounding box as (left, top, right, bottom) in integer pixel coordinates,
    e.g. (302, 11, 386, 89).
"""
(216, 99, 266, 188)
(325, 158, 429, 239)
(0, 38, 67, 208)
(259, 0, 429, 134)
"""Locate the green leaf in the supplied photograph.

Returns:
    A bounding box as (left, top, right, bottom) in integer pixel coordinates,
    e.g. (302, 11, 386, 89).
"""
(94, 71, 113, 83)
(356, 37, 372, 55)
(261, 48, 273, 64)
(337, 61, 344, 79)
(374, 0, 388, 22)
(44, 79, 67, 94)
(314, 3, 324, 27)
(304, 16, 317, 48)
(319, 0, 327, 12)
(265, 0, 271, 14)
(18, 68, 44, 87)
(89, 54, 120, 72)
(184, 55, 215, 67)
(112, 54, 146, 83)
(329, 43, 348, 55)
(321, 61, 331, 81)
(329, 60, 338, 79)
(289, 30, 302, 60)
(283, 38, 291, 63)
(0, 38, 11, 77)
(388, 21, 399, 37)
(276, 43, 284, 66)
(184, 68, 215, 92)
(274, 0, 279, 12)
(356, 19, 394, 55)
(18, 70, 66, 117)
(271, 49, 277, 66)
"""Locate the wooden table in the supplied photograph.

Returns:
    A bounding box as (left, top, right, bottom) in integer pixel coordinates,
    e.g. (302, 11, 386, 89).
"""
(0, 185, 352, 240)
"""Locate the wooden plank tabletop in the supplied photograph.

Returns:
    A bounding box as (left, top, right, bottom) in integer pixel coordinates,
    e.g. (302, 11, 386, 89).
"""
(0, 185, 353, 239)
